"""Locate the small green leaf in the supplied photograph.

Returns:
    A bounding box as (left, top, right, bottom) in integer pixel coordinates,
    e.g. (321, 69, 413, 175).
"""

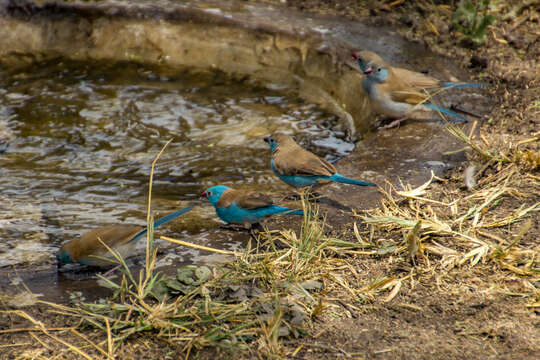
(177, 266, 196, 284)
(151, 281, 169, 302)
(194, 266, 212, 283)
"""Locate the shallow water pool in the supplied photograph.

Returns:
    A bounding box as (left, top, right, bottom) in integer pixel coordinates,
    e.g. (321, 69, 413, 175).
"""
(0, 60, 354, 267)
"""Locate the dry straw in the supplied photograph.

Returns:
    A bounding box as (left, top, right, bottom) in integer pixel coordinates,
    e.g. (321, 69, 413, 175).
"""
(2, 122, 538, 358)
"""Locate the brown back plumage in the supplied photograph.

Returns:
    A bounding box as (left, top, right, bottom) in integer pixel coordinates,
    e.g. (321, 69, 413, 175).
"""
(272, 133, 336, 177)
(60, 225, 143, 262)
(217, 188, 274, 209)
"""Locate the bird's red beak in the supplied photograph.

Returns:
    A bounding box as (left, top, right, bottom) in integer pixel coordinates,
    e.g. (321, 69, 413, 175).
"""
(351, 52, 358, 60)
(201, 191, 207, 198)
(263, 136, 270, 143)
(363, 66, 373, 75)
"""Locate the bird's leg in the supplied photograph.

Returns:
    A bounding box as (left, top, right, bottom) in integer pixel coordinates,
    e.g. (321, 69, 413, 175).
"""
(300, 187, 325, 202)
(101, 264, 121, 277)
(378, 117, 408, 130)
(249, 223, 263, 239)
(276, 190, 302, 203)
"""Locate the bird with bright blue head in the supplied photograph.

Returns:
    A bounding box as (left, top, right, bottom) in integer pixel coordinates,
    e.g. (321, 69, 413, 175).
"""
(264, 133, 376, 189)
(56, 206, 194, 268)
(202, 185, 303, 228)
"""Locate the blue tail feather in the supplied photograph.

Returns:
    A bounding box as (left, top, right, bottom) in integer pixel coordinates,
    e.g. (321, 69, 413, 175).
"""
(283, 209, 304, 216)
(442, 82, 489, 89)
(423, 103, 469, 123)
(280, 207, 315, 218)
(329, 173, 376, 187)
(153, 206, 195, 228)
(269, 206, 304, 216)
(131, 206, 195, 242)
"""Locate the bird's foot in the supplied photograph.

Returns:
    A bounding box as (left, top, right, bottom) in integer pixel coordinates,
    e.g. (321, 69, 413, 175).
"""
(219, 224, 250, 232)
(278, 191, 323, 203)
(378, 117, 408, 130)
(303, 191, 324, 202)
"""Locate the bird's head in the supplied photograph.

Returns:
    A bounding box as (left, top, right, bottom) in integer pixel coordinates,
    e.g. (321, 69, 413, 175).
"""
(352, 50, 384, 73)
(364, 63, 389, 84)
(56, 247, 74, 267)
(264, 133, 294, 152)
(202, 185, 229, 206)
(263, 135, 279, 152)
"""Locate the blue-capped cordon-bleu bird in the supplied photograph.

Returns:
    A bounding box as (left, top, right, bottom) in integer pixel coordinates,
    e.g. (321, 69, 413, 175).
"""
(352, 50, 488, 94)
(56, 206, 194, 268)
(202, 185, 303, 228)
(264, 133, 376, 189)
(352, 50, 488, 128)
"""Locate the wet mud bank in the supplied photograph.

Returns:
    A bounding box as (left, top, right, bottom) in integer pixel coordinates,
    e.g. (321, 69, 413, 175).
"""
(0, 0, 487, 301)
(0, 0, 486, 137)
(0, 0, 370, 136)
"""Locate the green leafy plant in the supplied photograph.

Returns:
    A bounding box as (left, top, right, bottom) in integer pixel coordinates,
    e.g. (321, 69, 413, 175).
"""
(453, 0, 496, 44)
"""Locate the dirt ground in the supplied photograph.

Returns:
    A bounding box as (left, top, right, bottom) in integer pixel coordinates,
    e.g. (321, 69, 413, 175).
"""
(270, 1, 539, 359)
(1, 1, 539, 359)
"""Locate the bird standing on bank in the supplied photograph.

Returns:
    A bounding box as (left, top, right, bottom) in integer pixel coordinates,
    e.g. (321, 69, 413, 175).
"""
(352, 50, 487, 128)
(56, 206, 194, 268)
(352, 50, 487, 93)
(264, 133, 376, 189)
(202, 185, 303, 228)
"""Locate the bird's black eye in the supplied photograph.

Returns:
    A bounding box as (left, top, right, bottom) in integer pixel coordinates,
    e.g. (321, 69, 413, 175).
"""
(377, 68, 381, 72)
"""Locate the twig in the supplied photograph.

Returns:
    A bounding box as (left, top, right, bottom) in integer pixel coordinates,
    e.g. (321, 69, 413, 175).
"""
(146, 138, 174, 273)
(2, 310, 94, 360)
(0, 343, 31, 348)
(106, 318, 114, 359)
(70, 329, 109, 359)
(450, 105, 482, 118)
(160, 236, 272, 257)
(29, 332, 53, 351)
(0, 327, 73, 334)
(160, 236, 238, 255)
(509, 11, 530, 31)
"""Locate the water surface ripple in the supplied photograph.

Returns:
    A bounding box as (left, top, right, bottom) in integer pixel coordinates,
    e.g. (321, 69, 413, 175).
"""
(0, 61, 353, 267)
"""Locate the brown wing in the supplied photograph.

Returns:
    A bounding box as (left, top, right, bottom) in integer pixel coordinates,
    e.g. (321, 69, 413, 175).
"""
(217, 188, 274, 209)
(393, 67, 443, 90)
(391, 89, 428, 105)
(64, 225, 143, 262)
(371, 68, 427, 105)
(273, 140, 336, 177)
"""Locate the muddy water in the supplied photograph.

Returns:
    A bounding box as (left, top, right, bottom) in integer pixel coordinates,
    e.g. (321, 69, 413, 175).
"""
(0, 60, 353, 272)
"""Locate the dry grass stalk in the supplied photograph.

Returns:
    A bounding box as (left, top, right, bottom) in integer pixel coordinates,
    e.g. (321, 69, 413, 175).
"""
(355, 124, 539, 306)
(6, 153, 356, 358)
(5, 123, 538, 357)
(0, 309, 95, 359)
